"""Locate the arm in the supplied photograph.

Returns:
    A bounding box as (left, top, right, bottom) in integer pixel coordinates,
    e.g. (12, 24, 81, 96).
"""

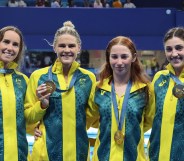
(143, 83, 156, 132)
(86, 77, 100, 129)
(24, 72, 48, 124)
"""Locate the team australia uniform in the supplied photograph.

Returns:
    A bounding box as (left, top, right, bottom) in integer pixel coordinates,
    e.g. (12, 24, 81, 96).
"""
(0, 61, 29, 161)
(24, 60, 96, 161)
(149, 64, 184, 161)
(92, 77, 153, 161)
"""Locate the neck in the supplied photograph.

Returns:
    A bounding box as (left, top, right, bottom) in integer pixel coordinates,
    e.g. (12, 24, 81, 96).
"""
(113, 73, 130, 86)
(62, 64, 71, 75)
(3, 63, 8, 69)
(174, 67, 183, 77)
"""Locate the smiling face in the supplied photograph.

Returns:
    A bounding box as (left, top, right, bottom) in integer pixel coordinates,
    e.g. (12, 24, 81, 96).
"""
(109, 44, 135, 78)
(0, 30, 20, 67)
(165, 37, 184, 75)
(54, 34, 81, 68)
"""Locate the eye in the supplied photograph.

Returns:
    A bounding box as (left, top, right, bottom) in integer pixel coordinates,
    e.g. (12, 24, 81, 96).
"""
(68, 44, 76, 48)
(58, 44, 66, 48)
(120, 54, 129, 59)
(110, 54, 118, 59)
(12, 42, 19, 47)
(165, 46, 173, 52)
(2, 39, 10, 44)
(175, 45, 184, 51)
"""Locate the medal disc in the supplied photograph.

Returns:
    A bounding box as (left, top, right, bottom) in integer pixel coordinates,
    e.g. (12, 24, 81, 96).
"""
(44, 81, 56, 94)
(172, 84, 184, 98)
(114, 130, 124, 145)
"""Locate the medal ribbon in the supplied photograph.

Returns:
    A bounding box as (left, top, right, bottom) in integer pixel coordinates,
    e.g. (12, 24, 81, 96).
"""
(48, 65, 78, 93)
(170, 72, 184, 85)
(0, 69, 14, 74)
(111, 80, 132, 131)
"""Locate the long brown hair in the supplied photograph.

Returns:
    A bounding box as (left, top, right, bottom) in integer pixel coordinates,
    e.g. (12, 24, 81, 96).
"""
(0, 26, 25, 69)
(98, 36, 150, 86)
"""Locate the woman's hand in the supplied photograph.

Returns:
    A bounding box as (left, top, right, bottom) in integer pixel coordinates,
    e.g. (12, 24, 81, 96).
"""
(34, 126, 42, 141)
(36, 83, 51, 109)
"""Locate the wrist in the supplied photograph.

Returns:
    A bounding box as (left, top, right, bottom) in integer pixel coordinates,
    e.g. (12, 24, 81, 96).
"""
(40, 99, 49, 109)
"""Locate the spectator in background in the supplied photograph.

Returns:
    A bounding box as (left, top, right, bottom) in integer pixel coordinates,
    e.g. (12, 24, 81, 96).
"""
(150, 57, 159, 76)
(93, 0, 103, 8)
(51, 0, 61, 7)
(8, 0, 18, 7)
(112, 0, 123, 8)
(181, 0, 184, 10)
(45, 0, 51, 7)
(17, 0, 27, 7)
(124, 0, 136, 8)
(35, 0, 45, 7)
(160, 59, 169, 70)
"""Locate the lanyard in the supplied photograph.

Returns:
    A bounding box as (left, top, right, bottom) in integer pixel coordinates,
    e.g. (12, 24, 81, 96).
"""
(170, 72, 183, 85)
(111, 80, 132, 131)
(0, 69, 14, 74)
(48, 65, 78, 93)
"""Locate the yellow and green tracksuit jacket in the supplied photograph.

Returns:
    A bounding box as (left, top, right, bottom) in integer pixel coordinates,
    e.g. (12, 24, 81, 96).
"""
(24, 59, 96, 161)
(148, 63, 184, 161)
(92, 77, 154, 161)
(0, 61, 29, 161)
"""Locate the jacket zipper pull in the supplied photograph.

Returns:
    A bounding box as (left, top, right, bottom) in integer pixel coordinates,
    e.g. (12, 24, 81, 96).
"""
(4, 74, 9, 87)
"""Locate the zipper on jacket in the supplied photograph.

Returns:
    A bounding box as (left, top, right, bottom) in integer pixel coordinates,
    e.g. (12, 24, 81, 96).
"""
(4, 74, 9, 87)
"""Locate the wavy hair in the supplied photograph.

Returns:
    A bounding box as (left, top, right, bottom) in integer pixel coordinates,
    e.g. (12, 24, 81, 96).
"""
(0, 26, 25, 69)
(98, 36, 150, 86)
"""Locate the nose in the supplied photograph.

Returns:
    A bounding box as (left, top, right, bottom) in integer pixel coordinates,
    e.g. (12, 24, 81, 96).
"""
(63, 46, 71, 53)
(117, 57, 122, 64)
(171, 48, 179, 57)
(7, 44, 13, 51)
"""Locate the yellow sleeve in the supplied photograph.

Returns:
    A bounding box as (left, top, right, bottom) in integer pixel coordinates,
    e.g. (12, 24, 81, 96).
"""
(24, 71, 46, 124)
(26, 122, 40, 135)
(143, 83, 155, 132)
(86, 76, 100, 129)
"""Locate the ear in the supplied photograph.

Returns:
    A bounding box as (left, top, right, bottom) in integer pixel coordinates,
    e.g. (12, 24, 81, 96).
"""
(53, 46, 57, 54)
(132, 53, 137, 62)
(78, 45, 81, 54)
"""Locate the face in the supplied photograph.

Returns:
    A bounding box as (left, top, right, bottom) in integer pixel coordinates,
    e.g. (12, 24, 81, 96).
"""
(54, 34, 80, 67)
(0, 30, 20, 65)
(165, 37, 184, 73)
(109, 44, 135, 77)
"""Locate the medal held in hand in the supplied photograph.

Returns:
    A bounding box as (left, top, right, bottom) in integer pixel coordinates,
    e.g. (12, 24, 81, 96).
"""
(172, 84, 184, 98)
(44, 81, 56, 94)
(114, 130, 124, 145)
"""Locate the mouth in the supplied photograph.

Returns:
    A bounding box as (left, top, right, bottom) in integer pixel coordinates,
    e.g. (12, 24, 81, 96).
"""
(3, 52, 15, 57)
(115, 67, 124, 71)
(60, 52, 74, 57)
(170, 55, 183, 62)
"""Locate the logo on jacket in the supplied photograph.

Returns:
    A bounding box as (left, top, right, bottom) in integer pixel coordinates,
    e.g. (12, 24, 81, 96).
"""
(79, 78, 86, 87)
(159, 80, 167, 87)
(16, 78, 22, 88)
(100, 90, 106, 95)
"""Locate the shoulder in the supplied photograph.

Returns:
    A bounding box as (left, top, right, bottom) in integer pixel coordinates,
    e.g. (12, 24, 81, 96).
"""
(15, 70, 29, 83)
(78, 67, 96, 80)
(29, 67, 50, 80)
(153, 70, 169, 80)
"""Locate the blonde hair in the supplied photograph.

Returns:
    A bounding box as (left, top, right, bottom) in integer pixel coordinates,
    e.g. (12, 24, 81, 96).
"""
(44, 21, 81, 50)
(53, 21, 81, 48)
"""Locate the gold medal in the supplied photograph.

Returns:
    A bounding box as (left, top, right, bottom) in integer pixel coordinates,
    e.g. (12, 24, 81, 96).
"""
(44, 81, 56, 95)
(114, 130, 124, 145)
(172, 84, 184, 98)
